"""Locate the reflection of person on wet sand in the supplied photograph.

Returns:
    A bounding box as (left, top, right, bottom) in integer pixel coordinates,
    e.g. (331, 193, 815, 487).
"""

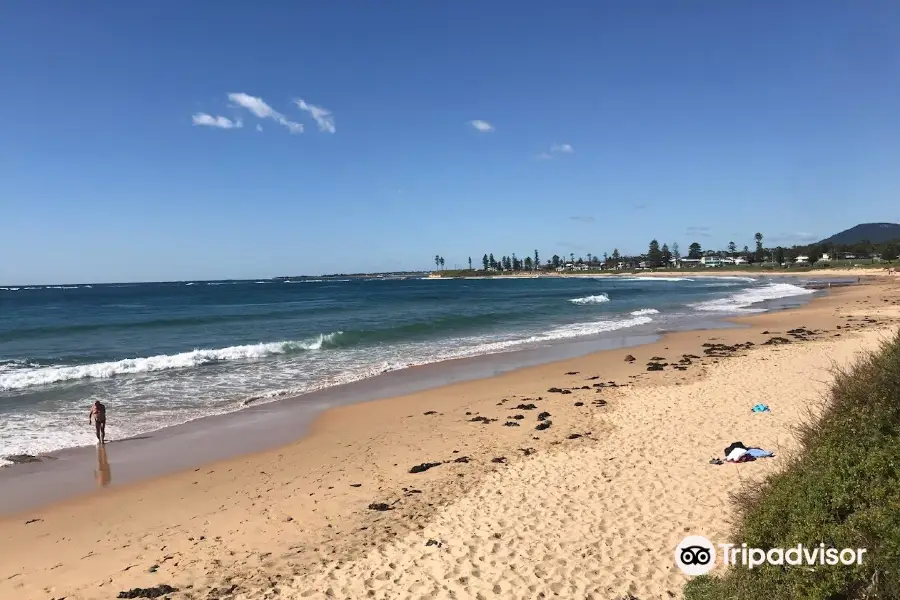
(95, 444, 111, 487)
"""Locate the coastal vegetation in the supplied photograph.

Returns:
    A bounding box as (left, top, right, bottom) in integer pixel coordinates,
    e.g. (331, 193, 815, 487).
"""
(432, 231, 900, 276)
(684, 331, 900, 600)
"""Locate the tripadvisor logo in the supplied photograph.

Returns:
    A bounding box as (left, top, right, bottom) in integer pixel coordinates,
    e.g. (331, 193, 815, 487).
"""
(675, 535, 868, 575)
(675, 535, 717, 576)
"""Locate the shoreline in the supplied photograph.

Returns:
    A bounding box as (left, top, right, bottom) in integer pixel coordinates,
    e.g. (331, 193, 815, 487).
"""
(2, 278, 898, 600)
(0, 278, 827, 508)
(429, 267, 893, 279)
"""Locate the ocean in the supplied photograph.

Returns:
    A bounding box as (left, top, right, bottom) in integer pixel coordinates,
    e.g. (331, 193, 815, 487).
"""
(0, 275, 817, 463)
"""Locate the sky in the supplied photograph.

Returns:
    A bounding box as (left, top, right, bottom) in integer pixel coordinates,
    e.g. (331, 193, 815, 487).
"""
(2, 1, 900, 284)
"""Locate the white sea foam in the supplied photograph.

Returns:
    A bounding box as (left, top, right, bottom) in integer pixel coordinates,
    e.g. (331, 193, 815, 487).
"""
(630, 308, 660, 316)
(620, 276, 693, 282)
(690, 282, 813, 313)
(0, 333, 344, 391)
(569, 294, 610, 305)
(701, 276, 757, 281)
(0, 287, 20, 291)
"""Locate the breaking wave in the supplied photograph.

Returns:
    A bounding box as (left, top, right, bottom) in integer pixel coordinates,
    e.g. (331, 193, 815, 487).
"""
(690, 283, 813, 313)
(630, 308, 660, 316)
(569, 294, 610, 305)
(0, 333, 344, 391)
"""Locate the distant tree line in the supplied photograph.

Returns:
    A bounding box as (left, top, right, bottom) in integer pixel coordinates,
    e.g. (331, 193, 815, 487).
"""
(432, 232, 899, 273)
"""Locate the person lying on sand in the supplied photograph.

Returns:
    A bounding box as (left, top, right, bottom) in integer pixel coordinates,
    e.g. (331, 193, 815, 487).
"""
(89, 400, 107, 445)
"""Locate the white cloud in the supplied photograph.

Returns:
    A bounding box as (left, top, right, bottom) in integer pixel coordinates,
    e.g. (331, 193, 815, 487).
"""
(192, 113, 242, 129)
(228, 92, 303, 134)
(256, 124, 263, 132)
(536, 142, 574, 160)
(469, 120, 494, 132)
(295, 98, 335, 133)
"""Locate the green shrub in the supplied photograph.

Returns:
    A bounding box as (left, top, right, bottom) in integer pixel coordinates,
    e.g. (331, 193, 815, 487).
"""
(685, 331, 900, 600)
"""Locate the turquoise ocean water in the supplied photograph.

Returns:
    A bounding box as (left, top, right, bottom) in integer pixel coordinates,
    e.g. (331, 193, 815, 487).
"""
(0, 275, 815, 462)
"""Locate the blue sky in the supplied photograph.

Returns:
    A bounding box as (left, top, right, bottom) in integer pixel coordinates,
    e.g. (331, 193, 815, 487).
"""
(2, 1, 900, 284)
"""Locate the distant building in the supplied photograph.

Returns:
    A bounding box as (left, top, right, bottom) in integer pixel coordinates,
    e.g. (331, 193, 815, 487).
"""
(795, 255, 810, 263)
(700, 256, 725, 267)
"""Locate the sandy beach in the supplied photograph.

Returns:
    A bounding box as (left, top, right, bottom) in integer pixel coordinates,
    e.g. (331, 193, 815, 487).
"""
(2, 277, 899, 600)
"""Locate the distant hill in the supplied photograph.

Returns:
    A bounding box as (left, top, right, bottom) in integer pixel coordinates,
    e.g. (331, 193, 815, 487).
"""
(818, 223, 900, 246)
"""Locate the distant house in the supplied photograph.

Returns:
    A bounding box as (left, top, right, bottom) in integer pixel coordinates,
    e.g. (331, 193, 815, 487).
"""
(795, 255, 810, 263)
(700, 256, 724, 267)
(678, 258, 702, 267)
(820, 253, 831, 262)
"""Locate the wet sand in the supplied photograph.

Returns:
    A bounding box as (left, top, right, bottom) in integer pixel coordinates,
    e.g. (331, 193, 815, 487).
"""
(1, 277, 898, 600)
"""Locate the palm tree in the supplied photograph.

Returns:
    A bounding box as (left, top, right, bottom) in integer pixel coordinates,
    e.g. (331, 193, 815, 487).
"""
(569, 252, 575, 265)
(468, 256, 472, 270)
(439, 256, 445, 270)
(434, 255, 440, 271)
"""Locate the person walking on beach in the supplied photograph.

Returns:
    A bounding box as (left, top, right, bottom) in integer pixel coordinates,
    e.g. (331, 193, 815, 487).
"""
(89, 400, 107, 445)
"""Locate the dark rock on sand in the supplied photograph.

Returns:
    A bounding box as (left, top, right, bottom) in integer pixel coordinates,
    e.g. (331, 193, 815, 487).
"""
(574, 402, 584, 407)
(503, 421, 520, 427)
(425, 539, 442, 547)
(453, 456, 470, 463)
(491, 457, 507, 464)
(624, 354, 636, 362)
(117, 585, 178, 599)
(535, 421, 552, 431)
(537, 411, 551, 421)
(469, 416, 496, 424)
(511, 414, 525, 420)
(568, 434, 583, 440)
(547, 387, 564, 393)
(587, 375, 600, 380)
(646, 363, 665, 371)
(514, 403, 537, 410)
(423, 411, 437, 416)
(519, 447, 536, 456)
(350, 483, 362, 488)
(368, 503, 393, 511)
(565, 371, 579, 375)
(409, 462, 441, 474)
(763, 336, 792, 346)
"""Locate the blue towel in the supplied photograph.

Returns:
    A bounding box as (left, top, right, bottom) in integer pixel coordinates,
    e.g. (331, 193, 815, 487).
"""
(747, 448, 774, 458)
(751, 404, 770, 413)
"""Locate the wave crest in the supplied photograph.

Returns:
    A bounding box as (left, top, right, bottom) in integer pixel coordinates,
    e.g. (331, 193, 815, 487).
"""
(630, 308, 660, 316)
(0, 332, 344, 391)
(569, 294, 610, 305)
(690, 283, 812, 313)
